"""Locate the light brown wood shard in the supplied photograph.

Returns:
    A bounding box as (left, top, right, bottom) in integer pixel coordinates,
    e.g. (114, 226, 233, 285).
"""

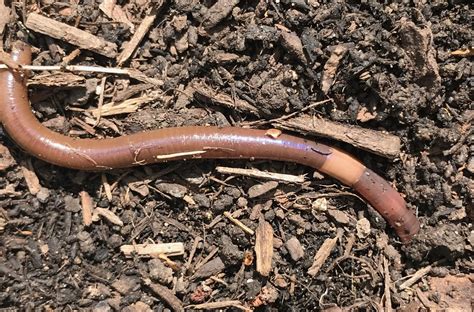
(307, 229, 342, 276)
(25, 13, 117, 58)
(80, 191, 93, 226)
(255, 218, 273, 276)
(117, 3, 163, 65)
(121, 243, 185, 257)
(20, 159, 41, 195)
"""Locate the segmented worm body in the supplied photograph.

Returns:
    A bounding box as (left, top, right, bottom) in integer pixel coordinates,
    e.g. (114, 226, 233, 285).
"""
(0, 42, 420, 242)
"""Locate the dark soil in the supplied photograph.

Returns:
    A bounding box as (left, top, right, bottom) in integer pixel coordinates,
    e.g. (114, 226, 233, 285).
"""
(1, 1, 472, 311)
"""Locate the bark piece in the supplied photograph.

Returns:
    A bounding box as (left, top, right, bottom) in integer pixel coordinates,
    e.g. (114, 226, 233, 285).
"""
(275, 115, 401, 158)
(143, 279, 184, 312)
(248, 181, 279, 198)
(321, 45, 348, 94)
(255, 218, 273, 276)
(307, 230, 342, 276)
(285, 237, 304, 261)
(25, 13, 117, 58)
(0, 0, 11, 35)
(99, 0, 134, 32)
(0, 143, 15, 171)
(193, 257, 225, 279)
(20, 159, 41, 195)
(80, 191, 94, 226)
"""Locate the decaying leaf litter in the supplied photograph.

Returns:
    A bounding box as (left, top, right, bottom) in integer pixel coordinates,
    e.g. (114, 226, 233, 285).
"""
(0, 1, 472, 311)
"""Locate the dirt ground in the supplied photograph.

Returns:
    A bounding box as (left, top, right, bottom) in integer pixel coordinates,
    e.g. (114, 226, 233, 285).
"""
(0, 1, 473, 311)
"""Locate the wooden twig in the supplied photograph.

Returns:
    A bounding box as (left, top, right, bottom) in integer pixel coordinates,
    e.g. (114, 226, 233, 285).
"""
(223, 211, 254, 235)
(186, 300, 249, 311)
(383, 257, 393, 312)
(120, 243, 185, 257)
(117, 2, 163, 65)
(216, 166, 305, 183)
(398, 265, 432, 290)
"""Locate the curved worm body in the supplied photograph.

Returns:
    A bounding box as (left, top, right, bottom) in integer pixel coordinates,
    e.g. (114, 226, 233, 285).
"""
(0, 42, 420, 242)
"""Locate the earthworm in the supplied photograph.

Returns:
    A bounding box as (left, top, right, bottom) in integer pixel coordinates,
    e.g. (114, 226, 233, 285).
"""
(0, 42, 420, 242)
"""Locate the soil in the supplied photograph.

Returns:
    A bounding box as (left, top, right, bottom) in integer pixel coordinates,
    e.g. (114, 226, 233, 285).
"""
(0, 1, 473, 311)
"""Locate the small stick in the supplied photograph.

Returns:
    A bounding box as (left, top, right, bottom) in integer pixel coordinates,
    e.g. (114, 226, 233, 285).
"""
(383, 257, 393, 312)
(308, 229, 343, 276)
(398, 265, 432, 290)
(185, 236, 203, 271)
(185, 300, 249, 311)
(118, 4, 162, 65)
(216, 166, 305, 183)
(120, 243, 185, 257)
(223, 211, 254, 235)
(94, 77, 107, 127)
(0, 64, 163, 85)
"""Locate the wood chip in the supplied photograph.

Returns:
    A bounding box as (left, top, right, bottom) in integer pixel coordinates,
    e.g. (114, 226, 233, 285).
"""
(20, 159, 41, 195)
(193, 257, 225, 280)
(80, 191, 94, 226)
(143, 278, 184, 312)
(248, 181, 279, 198)
(255, 218, 273, 276)
(450, 47, 474, 57)
(275, 115, 401, 159)
(321, 45, 349, 94)
(93, 207, 123, 226)
(307, 229, 342, 276)
(25, 13, 117, 58)
(285, 237, 305, 261)
(398, 265, 432, 290)
(0, 143, 16, 171)
(383, 257, 392, 312)
(186, 300, 248, 311)
(216, 166, 305, 183)
(192, 79, 259, 116)
(117, 3, 163, 65)
(120, 243, 185, 257)
(0, 0, 11, 35)
(99, 0, 134, 32)
(101, 174, 113, 201)
(327, 209, 351, 225)
(89, 94, 158, 117)
(28, 72, 85, 87)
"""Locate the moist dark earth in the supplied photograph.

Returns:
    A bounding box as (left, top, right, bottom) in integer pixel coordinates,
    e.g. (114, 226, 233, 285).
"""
(0, 1, 473, 311)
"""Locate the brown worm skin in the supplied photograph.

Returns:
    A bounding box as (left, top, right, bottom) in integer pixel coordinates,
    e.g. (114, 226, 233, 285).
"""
(0, 42, 420, 242)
